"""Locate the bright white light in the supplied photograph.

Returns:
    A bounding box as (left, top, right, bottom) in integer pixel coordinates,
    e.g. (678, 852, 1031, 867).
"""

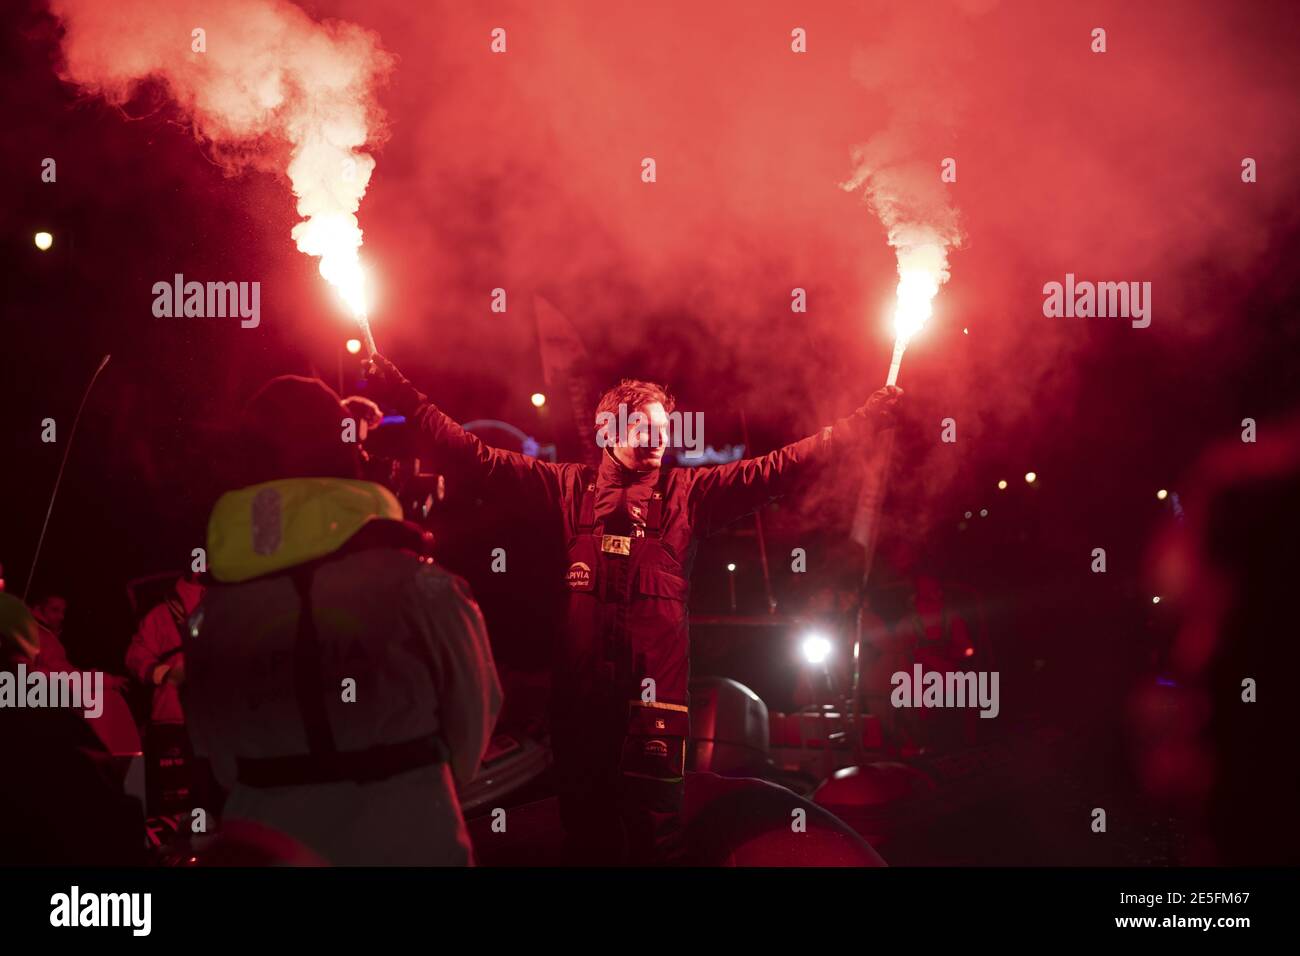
(530, 392, 546, 408)
(726, 563, 736, 572)
(802, 633, 832, 665)
(892, 270, 940, 346)
(997, 480, 1008, 490)
(345, 338, 362, 355)
(1025, 471, 1037, 484)
(1156, 489, 1168, 501)
(1152, 596, 1161, 605)
(34, 232, 53, 251)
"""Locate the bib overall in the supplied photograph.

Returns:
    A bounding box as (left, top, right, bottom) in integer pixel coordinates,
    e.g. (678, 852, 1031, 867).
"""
(551, 465, 691, 865)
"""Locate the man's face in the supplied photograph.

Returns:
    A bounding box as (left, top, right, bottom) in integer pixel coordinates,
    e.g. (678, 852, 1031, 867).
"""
(36, 596, 67, 633)
(618, 401, 670, 470)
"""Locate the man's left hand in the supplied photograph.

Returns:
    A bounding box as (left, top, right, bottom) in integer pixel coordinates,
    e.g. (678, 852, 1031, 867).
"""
(863, 385, 903, 431)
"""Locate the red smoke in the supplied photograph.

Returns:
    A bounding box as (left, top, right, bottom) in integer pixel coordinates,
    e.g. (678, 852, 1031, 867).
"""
(52, 0, 393, 329)
(48, 0, 1300, 533)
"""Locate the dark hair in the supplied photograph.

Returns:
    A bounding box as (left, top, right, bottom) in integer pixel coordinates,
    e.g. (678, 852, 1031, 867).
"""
(342, 395, 383, 429)
(594, 379, 675, 436)
(235, 375, 362, 487)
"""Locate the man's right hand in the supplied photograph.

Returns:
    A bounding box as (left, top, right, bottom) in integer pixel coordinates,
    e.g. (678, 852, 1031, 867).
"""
(367, 353, 429, 418)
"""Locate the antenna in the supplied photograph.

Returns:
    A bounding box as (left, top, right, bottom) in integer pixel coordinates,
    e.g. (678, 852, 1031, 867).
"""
(24, 355, 112, 602)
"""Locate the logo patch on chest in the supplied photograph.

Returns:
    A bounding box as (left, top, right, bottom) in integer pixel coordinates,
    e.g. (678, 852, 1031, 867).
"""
(567, 561, 592, 590)
(600, 534, 632, 556)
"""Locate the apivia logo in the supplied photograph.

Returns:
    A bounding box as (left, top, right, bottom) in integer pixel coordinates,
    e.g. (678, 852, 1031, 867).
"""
(643, 739, 669, 758)
(567, 561, 592, 590)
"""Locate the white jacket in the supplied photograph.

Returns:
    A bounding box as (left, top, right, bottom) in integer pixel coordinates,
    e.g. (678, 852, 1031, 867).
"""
(184, 479, 502, 865)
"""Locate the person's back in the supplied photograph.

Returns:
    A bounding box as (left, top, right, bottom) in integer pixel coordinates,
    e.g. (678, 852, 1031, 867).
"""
(184, 377, 501, 866)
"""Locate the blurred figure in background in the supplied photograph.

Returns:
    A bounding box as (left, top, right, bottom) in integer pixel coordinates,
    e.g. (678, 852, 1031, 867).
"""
(127, 572, 206, 821)
(31, 588, 141, 757)
(185, 375, 500, 865)
(895, 573, 977, 752)
(30, 590, 73, 672)
(1139, 415, 1300, 865)
(343, 395, 383, 444)
(126, 572, 204, 726)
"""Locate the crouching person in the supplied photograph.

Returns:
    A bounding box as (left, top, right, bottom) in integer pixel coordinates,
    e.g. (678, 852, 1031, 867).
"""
(184, 375, 501, 865)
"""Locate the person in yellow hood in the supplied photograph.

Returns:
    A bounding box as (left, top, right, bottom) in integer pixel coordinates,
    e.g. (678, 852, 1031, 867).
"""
(183, 375, 501, 865)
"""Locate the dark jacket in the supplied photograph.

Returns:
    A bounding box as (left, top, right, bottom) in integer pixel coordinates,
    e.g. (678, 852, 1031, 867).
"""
(410, 401, 873, 709)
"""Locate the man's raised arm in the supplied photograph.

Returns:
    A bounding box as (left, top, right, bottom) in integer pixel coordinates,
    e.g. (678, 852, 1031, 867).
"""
(368, 354, 564, 508)
(688, 386, 902, 536)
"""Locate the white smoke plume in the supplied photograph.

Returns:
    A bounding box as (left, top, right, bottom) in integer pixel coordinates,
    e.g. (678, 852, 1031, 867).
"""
(50, 0, 393, 316)
(841, 134, 964, 304)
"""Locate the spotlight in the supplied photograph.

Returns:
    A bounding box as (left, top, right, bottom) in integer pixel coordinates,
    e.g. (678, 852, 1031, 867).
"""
(34, 231, 53, 251)
(1156, 489, 1168, 500)
(801, 633, 832, 665)
(1025, 471, 1037, 484)
(344, 338, 362, 355)
(530, 392, 546, 408)
(997, 480, 1007, 490)
(726, 563, 736, 572)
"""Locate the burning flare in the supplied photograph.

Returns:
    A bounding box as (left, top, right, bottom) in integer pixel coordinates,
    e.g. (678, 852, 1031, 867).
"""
(841, 145, 962, 387)
(51, 0, 392, 354)
(294, 212, 374, 353)
(885, 246, 945, 386)
(893, 268, 939, 348)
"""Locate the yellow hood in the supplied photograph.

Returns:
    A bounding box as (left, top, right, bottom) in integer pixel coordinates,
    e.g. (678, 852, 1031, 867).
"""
(0, 593, 41, 661)
(207, 478, 403, 584)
